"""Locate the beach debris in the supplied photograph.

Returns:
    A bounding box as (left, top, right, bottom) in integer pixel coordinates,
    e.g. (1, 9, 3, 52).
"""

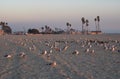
(72, 50, 79, 55)
(4, 54, 12, 58)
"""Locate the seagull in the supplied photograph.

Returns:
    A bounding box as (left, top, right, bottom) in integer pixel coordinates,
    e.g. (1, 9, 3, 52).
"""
(63, 46, 69, 51)
(47, 54, 51, 60)
(19, 52, 26, 58)
(72, 50, 79, 55)
(42, 50, 47, 55)
(89, 45, 92, 48)
(111, 47, 115, 52)
(50, 61, 57, 67)
(104, 46, 108, 50)
(4, 54, 12, 58)
(85, 48, 90, 53)
(81, 44, 85, 48)
(91, 49, 95, 53)
(49, 50, 53, 54)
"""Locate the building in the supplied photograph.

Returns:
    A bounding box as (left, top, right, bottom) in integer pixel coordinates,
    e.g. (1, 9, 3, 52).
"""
(90, 31, 102, 35)
(0, 30, 4, 35)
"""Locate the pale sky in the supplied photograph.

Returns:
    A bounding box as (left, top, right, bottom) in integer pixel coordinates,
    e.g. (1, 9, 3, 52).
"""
(0, 0, 120, 33)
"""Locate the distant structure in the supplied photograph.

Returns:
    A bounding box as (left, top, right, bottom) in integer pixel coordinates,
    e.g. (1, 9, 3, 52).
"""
(90, 31, 102, 35)
(0, 22, 12, 35)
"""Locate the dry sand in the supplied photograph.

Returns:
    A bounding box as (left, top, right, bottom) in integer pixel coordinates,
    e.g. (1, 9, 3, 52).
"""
(0, 34, 120, 79)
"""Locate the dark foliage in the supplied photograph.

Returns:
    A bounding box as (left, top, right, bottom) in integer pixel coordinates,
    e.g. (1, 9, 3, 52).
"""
(28, 28, 40, 34)
(0, 21, 12, 34)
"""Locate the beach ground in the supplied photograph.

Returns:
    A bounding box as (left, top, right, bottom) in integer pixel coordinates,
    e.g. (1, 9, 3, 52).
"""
(0, 34, 120, 79)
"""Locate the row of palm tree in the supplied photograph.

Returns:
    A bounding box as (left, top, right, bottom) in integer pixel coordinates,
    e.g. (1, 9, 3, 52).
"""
(81, 16, 101, 34)
(41, 25, 53, 34)
(81, 17, 89, 34)
(0, 16, 101, 35)
(0, 22, 8, 28)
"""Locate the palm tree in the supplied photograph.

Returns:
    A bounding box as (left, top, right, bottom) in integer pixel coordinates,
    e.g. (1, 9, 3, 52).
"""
(66, 22, 69, 27)
(66, 22, 71, 34)
(97, 16, 100, 31)
(94, 18, 97, 31)
(0, 22, 2, 25)
(6, 22, 8, 26)
(45, 25, 48, 33)
(86, 19, 89, 34)
(41, 27, 44, 32)
(81, 17, 85, 34)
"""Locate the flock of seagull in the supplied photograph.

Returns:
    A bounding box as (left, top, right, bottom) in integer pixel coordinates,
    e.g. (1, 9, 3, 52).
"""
(3, 36, 120, 68)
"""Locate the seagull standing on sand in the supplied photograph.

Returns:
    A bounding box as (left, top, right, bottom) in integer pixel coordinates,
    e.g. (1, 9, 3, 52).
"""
(4, 54, 12, 58)
(85, 48, 90, 53)
(19, 52, 26, 58)
(72, 50, 79, 55)
(50, 61, 57, 67)
(42, 50, 47, 55)
(91, 49, 95, 53)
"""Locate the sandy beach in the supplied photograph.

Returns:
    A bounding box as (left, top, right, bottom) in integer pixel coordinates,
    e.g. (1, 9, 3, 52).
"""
(0, 34, 120, 79)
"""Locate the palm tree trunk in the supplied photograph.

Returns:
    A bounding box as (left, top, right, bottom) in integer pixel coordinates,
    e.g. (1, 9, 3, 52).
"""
(98, 22, 100, 31)
(95, 21, 97, 31)
(82, 23, 83, 33)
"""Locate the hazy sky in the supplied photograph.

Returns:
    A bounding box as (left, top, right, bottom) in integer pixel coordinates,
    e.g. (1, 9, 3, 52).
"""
(0, 0, 120, 33)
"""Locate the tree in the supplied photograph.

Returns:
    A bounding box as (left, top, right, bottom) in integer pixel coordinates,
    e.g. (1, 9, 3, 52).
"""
(86, 19, 89, 34)
(28, 29, 32, 33)
(27, 28, 40, 34)
(81, 17, 85, 33)
(0, 21, 12, 34)
(6, 23, 8, 26)
(66, 22, 71, 34)
(97, 16, 100, 31)
(41, 27, 44, 32)
(66, 22, 69, 27)
(94, 18, 97, 31)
